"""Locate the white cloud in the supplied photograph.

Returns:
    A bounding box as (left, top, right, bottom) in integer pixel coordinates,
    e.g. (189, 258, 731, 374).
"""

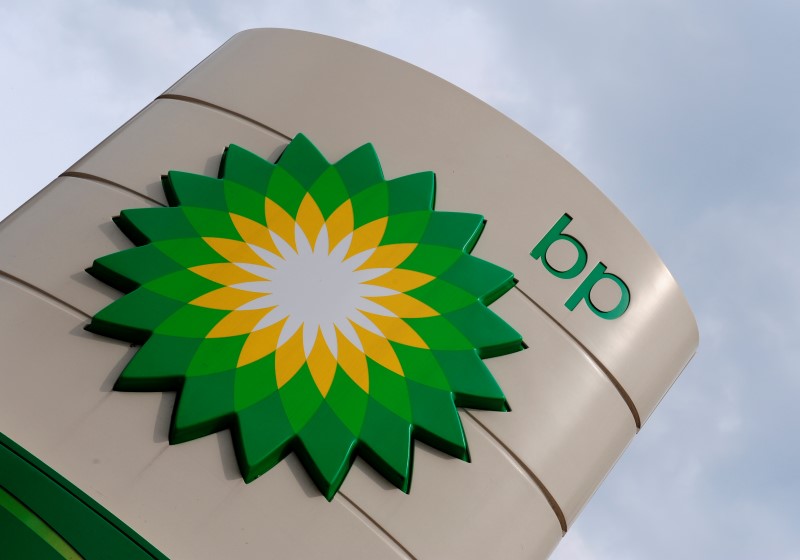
(0, 0, 523, 220)
(0, 0, 219, 219)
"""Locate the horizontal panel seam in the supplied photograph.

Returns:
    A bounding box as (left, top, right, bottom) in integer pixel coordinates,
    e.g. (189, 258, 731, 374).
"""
(157, 94, 292, 141)
(336, 491, 417, 560)
(512, 285, 642, 429)
(0, 271, 89, 320)
(59, 172, 165, 208)
(464, 412, 568, 534)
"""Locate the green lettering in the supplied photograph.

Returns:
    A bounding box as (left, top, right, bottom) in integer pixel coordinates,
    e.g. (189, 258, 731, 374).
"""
(530, 214, 587, 279)
(565, 262, 630, 320)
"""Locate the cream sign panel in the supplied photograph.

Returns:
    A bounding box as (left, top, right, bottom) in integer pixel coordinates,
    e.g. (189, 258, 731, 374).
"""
(0, 29, 697, 560)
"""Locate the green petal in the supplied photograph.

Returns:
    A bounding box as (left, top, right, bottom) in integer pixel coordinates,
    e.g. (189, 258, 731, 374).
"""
(358, 400, 413, 492)
(171, 371, 235, 444)
(276, 133, 330, 189)
(404, 277, 477, 314)
(88, 288, 184, 343)
(88, 244, 183, 293)
(392, 344, 450, 391)
(154, 238, 228, 269)
(403, 315, 473, 351)
(223, 180, 268, 224)
(220, 144, 275, 194)
(307, 166, 350, 218)
(233, 355, 279, 410)
(435, 350, 508, 411)
(368, 360, 412, 422)
(143, 269, 221, 303)
(182, 207, 241, 240)
(115, 334, 199, 391)
(420, 212, 485, 251)
(397, 244, 461, 276)
(187, 336, 249, 377)
(278, 365, 324, 432)
(234, 393, 295, 483)
(386, 171, 435, 214)
(115, 208, 195, 245)
(325, 369, 368, 435)
(265, 166, 307, 217)
(153, 304, 228, 338)
(297, 404, 358, 500)
(408, 381, 468, 461)
(164, 172, 226, 211)
(439, 254, 516, 304)
(350, 181, 389, 229)
(380, 211, 430, 245)
(334, 142, 384, 197)
(445, 303, 523, 358)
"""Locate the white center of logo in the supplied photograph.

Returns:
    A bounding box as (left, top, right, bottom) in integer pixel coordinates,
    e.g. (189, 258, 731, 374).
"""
(229, 223, 398, 357)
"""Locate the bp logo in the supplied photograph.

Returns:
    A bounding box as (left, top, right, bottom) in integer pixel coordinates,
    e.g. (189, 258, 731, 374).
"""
(87, 134, 522, 499)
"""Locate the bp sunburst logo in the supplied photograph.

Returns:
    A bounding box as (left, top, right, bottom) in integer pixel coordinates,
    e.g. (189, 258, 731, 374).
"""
(87, 134, 523, 499)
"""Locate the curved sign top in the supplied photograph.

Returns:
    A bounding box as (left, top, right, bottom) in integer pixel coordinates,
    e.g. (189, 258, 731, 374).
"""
(0, 29, 698, 560)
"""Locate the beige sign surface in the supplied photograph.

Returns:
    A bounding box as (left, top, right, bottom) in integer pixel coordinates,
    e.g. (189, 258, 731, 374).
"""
(0, 29, 697, 559)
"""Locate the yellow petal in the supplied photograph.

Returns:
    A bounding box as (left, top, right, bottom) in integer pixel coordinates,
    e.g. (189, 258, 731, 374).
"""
(361, 313, 428, 348)
(356, 243, 416, 270)
(238, 317, 285, 366)
(364, 268, 434, 292)
(346, 217, 387, 259)
(352, 322, 403, 376)
(365, 293, 439, 318)
(325, 199, 354, 251)
(230, 214, 281, 256)
(204, 237, 269, 266)
(295, 193, 325, 248)
(306, 330, 337, 396)
(208, 308, 275, 338)
(190, 262, 264, 286)
(336, 327, 369, 393)
(275, 326, 306, 388)
(265, 199, 296, 250)
(191, 286, 264, 310)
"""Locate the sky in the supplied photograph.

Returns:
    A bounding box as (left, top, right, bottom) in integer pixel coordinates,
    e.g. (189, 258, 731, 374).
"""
(2, 1, 799, 558)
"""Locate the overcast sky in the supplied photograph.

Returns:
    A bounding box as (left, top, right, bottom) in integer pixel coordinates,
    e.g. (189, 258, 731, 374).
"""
(2, 1, 799, 558)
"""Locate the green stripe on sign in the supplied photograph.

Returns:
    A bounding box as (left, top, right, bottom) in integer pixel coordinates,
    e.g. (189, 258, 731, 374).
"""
(0, 433, 167, 560)
(0, 485, 82, 559)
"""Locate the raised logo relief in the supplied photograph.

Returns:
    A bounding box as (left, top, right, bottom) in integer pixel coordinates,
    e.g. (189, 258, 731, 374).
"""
(87, 134, 522, 499)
